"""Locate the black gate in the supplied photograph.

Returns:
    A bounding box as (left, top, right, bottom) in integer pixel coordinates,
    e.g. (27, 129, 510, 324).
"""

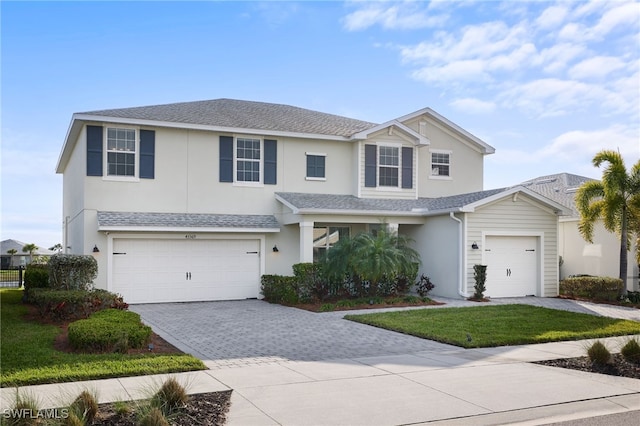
(0, 267, 23, 288)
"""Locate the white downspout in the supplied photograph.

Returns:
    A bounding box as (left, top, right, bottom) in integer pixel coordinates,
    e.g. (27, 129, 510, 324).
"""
(449, 212, 467, 298)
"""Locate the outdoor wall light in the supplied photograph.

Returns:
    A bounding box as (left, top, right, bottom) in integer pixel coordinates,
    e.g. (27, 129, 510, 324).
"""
(272, 245, 279, 253)
(471, 242, 479, 250)
(93, 245, 100, 253)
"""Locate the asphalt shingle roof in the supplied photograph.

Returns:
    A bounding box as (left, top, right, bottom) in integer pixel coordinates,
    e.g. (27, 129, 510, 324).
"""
(520, 172, 594, 217)
(82, 99, 377, 137)
(97, 211, 280, 229)
(276, 188, 507, 214)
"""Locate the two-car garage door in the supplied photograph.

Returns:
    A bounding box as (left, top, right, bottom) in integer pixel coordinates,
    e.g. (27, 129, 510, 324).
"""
(112, 239, 261, 304)
(484, 236, 539, 298)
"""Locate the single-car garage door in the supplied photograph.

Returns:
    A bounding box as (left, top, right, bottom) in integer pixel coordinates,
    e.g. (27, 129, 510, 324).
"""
(112, 239, 261, 304)
(484, 236, 538, 298)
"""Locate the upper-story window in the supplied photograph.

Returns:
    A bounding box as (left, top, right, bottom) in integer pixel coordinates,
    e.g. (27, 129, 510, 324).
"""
(431, 151, 451, 177)
(306, 153, 326, 180)
(236, 138, 261, 182)
(219, 136, 277, 185)
(378, 146, 399, 187)
(107, 128, 136, 176)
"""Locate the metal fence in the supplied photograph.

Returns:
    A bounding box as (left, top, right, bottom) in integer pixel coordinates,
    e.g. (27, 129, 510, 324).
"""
(0, 268, 23, 288)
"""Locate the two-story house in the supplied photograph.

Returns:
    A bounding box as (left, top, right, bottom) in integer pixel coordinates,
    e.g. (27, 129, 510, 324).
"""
(56, 99, 569, 303)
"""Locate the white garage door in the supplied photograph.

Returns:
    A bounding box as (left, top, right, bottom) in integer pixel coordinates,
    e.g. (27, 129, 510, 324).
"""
(112, 239, 261, 304)
(484, 236, 538, 298)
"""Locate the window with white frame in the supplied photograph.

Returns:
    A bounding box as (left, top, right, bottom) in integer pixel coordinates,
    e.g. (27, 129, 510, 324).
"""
(107, 128, 136, 176)
(236, 137, 261, 182)
(306, 153, 326, 179)
(431, 152, 450, 177)
(312, 226, 350, 262)
(378, 146, 399, 186)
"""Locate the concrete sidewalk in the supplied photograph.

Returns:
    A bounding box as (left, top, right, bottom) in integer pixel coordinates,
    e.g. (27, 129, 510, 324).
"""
(2, 335, 639, 425)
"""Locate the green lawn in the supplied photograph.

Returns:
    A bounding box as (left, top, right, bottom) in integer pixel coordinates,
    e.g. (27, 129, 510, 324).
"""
(345, 304, 640, 348)
(0, 289, 206, 387)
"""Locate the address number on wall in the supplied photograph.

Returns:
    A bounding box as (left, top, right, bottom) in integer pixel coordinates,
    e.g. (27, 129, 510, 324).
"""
(185, 234, 196, 239)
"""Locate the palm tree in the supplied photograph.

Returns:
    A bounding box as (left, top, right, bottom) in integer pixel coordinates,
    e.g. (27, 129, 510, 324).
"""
(323, 227, 421, 297)
(21, 243, 38, 264)
(6, 249, 17, 268)
(576, 150, 640, 296)
(49, 243, 63, 253)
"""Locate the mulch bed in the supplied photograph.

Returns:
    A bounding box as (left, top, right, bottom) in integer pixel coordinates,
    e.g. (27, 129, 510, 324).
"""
(535, 354, 640, 379)
(91, 390, 232, 425)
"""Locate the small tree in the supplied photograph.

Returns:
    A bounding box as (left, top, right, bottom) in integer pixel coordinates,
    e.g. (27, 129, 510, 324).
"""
(49, 243, 63, 253)
(6, 249, 17, 268)
(21, 243, 38, 264)
(472, 264, 487, 300)
(49, 254, 98, 291)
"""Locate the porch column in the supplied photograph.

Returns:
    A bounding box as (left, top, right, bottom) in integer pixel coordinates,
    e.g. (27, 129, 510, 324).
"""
(299, 221, 314, 263)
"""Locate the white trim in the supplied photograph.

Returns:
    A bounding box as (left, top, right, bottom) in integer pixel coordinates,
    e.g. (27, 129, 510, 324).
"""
(98, 226, 280, 233)
(305, 177, 327, 181)
(351, 120, 430, 146)
(429, 148, 452, 179)
(305, 152, 326, 157)
(104, 125, 139, 180)
(463, 186, 571, 215)
(234, 135, 263, 185)
(305, 152, 327, 180)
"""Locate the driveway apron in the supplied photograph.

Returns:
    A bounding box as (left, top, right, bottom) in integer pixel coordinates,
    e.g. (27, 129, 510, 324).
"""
(130, 300, 458, 368)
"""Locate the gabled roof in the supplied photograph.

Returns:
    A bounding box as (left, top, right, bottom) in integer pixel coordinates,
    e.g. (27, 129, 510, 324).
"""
(520, 172, 595, 217)
(97, 211, 280, 233)
(276, 186, 569, 217)
(57, 98, 495, 172)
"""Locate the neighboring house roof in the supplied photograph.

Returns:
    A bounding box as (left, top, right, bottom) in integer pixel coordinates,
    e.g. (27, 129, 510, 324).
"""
(520, 172, 595, 217)
(97, 211, 280, 232)
(276, 186, 569, 217)
(0, 239, 56, 256)
(57, 98, 495, 172)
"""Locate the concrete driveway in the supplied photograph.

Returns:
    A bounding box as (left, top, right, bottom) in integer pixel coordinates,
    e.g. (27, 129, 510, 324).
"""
(130, 300, 458, 368)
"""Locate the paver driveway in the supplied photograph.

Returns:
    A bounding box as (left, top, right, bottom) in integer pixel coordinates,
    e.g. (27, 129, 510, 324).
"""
(130, 300, 458, 368)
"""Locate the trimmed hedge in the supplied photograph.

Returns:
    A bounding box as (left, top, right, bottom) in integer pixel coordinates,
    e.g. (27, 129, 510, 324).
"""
(261, 275, 298, 304)
(23, 264, 49, 294)
(560, 276, 624, 301)
(27, 288, 128, 321)
(68, 309, 152, 352)
(49, 254, 98, 291)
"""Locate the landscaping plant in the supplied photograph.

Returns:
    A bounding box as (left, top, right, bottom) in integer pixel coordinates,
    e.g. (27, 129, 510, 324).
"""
(620, 338, 640, 364)
(415, 274, 435, 298)
(472, 264, 487, 300)
(586, 341, 612, 365)
(68, 390, 98, 424)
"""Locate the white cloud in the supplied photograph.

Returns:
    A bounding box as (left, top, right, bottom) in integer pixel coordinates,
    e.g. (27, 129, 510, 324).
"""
(411, 59, 489, 83)
(569, 56, 626, 80)
(541, 125, 640, 163)
(535, 4, 570, 30)
(449, 98, 496, 114)
(591, 1, 640, 39)
(342, 1, 448, 31)
(532, 42, 587, 74)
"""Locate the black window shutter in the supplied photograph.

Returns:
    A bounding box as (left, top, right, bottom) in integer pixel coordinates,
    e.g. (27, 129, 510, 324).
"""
(264, 139, 277, 185)
(364, 144, 377, 187)
(219, 136, 233, 182)
(139, 130, 155, 179)
(86, 125, 103, 176)
(402, 147, 413, 189)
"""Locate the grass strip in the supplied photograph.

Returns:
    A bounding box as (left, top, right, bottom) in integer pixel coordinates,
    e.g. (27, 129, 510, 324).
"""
(345, 304, 640, 348)
(1, 289, 206, 387)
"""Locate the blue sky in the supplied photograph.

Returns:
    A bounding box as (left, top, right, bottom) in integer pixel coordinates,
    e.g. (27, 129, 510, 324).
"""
(2, 0, 639, 249)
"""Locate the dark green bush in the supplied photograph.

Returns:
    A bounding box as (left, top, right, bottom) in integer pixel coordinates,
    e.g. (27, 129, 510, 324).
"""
(626, 291, 640, 303)
(23, 264, 50, 297)
(587, 340, 611, 365)
(292, 262, 324, 303)
(560, 276, 623, 301)
(49, 254, 98, 291)
(472, 265, 487, 300)
(27, 288, 128, 321)
(261, 275, 298, 304)
(620, 338, 640, 364)
(68, 309, 152, 352)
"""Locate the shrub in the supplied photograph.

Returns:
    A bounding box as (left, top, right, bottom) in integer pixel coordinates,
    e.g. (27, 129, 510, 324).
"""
(260, 275, 298, 304)
(69, 390, 98, 424)
(620, 338, 640, 364)
(560, 276, 623, 301)
(472, 265, 487, 300)
(23, 264, 49, 297)
(139, 407, 169, 426)
(68, 309, 152, 352)
(49, 254, 98, 291)
(587, 341, 612, 366)
(626, 291, 640, 303)
(27, 288, 128, 321)
(6, 392, 40, 426)
(152, 378, 188, 415)
(415, 274, 435, 297)
(292, 262, 324, 303)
